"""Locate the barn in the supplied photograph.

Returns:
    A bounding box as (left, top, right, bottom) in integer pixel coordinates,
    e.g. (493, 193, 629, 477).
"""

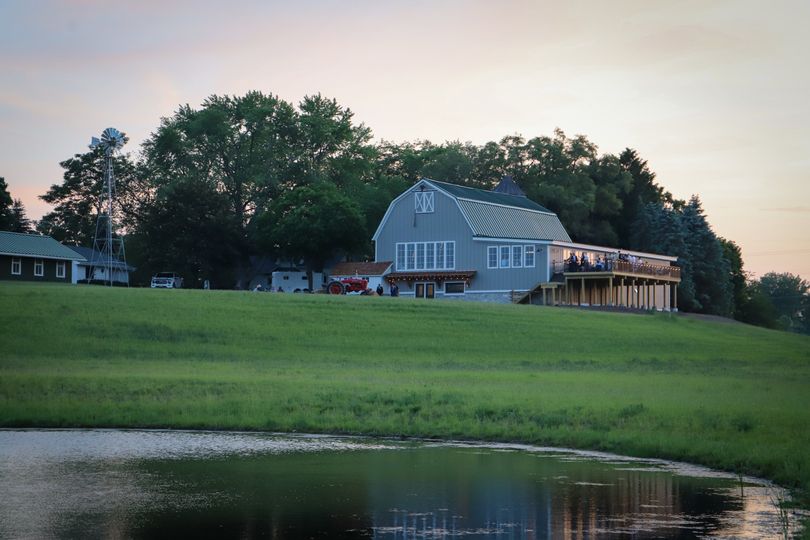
(373, 178, 681, 309)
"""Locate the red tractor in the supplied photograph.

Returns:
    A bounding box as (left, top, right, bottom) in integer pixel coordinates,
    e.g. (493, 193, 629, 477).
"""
(326, 277, 370, 295)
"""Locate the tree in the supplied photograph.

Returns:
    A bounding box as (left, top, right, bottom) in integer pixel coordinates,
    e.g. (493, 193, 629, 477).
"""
(0, 177, 14, 230)
(255, 183, 366, 290)
(9, 199, 32, 233)
(718, 238, 746, 317)
(756, 272, 808, 333)
(141, 92, 376, 279)
(617, 149, 670, 246)
(679, 197, 732, 315)
(131, 176, 244, 288)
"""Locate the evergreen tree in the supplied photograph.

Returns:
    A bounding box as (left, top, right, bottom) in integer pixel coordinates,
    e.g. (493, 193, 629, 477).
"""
(9, 199, 32, 233)
(679, 197, 732, 315)
(718, 238, 747, 317)
(0, 177, 14, 230)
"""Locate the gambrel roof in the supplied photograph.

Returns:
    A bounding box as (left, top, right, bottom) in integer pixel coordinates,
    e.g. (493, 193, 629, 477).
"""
(0, 231, 86, 261)
(373, 179, 572, 243)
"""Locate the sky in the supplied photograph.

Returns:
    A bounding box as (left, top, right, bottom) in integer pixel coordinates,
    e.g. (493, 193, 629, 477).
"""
(1, 0, 808, 278)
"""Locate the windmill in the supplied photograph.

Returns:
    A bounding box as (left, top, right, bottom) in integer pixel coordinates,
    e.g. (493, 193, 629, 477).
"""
(89, 127, 129, 286)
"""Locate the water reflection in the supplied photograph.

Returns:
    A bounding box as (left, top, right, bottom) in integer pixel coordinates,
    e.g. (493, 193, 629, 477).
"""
(0, 430, 800, 539)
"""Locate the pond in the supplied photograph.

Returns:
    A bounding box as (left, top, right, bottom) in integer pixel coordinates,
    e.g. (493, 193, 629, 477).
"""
(0, 430, 799, 539)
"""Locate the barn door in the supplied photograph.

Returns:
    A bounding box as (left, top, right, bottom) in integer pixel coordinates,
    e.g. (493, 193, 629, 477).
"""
(415, 282, 435, 299)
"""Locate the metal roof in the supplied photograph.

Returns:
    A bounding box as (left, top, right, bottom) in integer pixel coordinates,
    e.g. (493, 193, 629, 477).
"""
(330, 261, 392, 276)
(69, 246, 134, 270)
(428, 180, 553, 213)
(492, 175, 527, 197)
(458, 199, 572, 242)
(0, 231, 86, 261)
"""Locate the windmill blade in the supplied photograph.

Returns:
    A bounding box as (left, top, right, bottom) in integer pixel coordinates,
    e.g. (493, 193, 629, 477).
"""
(100, 127, 127, 152)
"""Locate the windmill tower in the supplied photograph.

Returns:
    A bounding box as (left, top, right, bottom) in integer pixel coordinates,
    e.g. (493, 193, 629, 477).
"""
(89, 127, 128, 286)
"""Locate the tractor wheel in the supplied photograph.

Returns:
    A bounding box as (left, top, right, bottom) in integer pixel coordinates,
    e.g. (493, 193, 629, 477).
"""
(327, 281, 345, 295)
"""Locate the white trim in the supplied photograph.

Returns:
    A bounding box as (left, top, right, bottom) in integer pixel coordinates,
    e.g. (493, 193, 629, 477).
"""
(511, 245, 523, 268)
(33, 258, 44, 277)
(550, 240, 677, 262)
(414, 191, 434, 213)
(487, 246, 497, 269)
(472, 237, 554, 244)
(11, 257, 21, 275)
(524, 245, 535, 268)
(498, 245, 510, 268)
(455, 196, 558, 217)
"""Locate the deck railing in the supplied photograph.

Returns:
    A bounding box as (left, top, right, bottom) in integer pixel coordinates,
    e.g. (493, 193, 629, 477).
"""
(553, 259, 680, 280)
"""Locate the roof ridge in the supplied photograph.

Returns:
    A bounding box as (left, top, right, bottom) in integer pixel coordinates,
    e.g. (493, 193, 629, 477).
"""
(0, 230, 45, 237)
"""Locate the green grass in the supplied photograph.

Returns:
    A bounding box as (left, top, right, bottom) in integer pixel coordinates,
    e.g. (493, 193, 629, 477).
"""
(1, 282, 809, 505)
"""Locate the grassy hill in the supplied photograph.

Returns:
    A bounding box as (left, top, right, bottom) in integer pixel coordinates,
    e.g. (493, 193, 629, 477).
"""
(1, 282, 809, 501)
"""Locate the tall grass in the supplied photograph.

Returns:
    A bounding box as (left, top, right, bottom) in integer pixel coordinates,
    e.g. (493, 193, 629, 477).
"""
(1, 282, 809, 505)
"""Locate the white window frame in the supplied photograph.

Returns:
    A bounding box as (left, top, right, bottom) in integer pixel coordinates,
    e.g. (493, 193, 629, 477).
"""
(487, 246, 498, 269)
(396, 244, 406, 271)
(11, 258, 21, 275)
(414, 191, 434, 213)
(395, 241, 456, 271)
(524, 245, 536, 268)
(499, 246, 510, 268)
(512, 245, 523, 268)
(34, 259, 44, 277)
(56, 261, 66, 279)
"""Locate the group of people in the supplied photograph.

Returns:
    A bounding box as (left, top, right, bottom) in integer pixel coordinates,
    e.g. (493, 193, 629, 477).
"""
(566, 252, 608, 272)
(565, 250, 643, 273)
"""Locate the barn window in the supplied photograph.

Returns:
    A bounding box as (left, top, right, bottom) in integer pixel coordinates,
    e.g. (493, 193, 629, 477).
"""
(445, 242, 455, 269)
(499, 246, 510, 268)
(34, 259, 44, 277)
(414, 191, 434, 213)
(512, 245, 523, 268)
(11, 258, 21, 275)
(56, 261, 66, 279)
(487, 246, 497, 269)
(524, 245, 535, 267)
(445, 281, 465, 295)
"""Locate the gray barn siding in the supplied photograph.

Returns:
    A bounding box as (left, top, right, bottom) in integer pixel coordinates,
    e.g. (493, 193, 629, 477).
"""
(375, 186, 550, 296)
(376, 188, 474, 270)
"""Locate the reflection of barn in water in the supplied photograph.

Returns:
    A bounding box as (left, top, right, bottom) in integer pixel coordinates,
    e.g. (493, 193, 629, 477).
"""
(367, 451, 742, 539)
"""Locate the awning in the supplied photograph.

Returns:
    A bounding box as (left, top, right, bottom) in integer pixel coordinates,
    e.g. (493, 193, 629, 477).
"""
(386, 270, 476, 286)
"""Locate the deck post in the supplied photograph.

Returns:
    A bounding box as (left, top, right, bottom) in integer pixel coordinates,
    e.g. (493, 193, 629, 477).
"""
(645, 281, 650, 310)
(620, 278, 625, 307)
(653, 281, 657, 310)
(580, 278, 584, 307)
(565, 278, 569, 306)
(672, 283, 678, 311)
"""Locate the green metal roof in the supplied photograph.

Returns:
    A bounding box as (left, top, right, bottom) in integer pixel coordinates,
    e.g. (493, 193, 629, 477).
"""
(428, 179, 554, 213)
(0, 231, 86, 261)
(458, 199, 572, 242)
(422, 179, 571, 242)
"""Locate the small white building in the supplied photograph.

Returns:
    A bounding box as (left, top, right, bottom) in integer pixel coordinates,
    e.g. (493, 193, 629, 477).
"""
(69, 246, 133, 285)
(328, 261, 393, 293)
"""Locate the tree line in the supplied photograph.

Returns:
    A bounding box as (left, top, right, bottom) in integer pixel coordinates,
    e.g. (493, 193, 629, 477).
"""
(0, 91, 806, 333)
